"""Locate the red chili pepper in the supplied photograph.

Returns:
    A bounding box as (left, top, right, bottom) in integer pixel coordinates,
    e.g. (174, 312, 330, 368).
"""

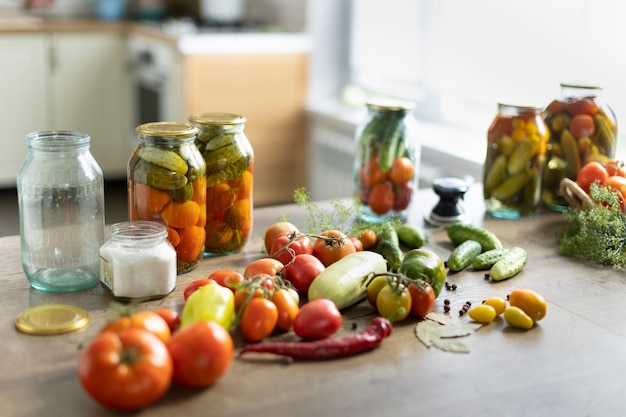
(238, 317, 393, 359)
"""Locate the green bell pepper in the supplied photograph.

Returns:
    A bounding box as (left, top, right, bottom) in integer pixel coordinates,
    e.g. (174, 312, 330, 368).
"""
(180, 282, 236, 331)
(398, 248, 447, 298)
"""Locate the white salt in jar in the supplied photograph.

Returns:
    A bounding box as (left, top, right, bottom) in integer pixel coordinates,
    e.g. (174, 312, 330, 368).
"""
(99, 221, 177, 299)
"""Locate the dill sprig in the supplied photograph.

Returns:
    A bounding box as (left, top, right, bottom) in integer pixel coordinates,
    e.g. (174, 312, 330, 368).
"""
(558, 183, 626, 268)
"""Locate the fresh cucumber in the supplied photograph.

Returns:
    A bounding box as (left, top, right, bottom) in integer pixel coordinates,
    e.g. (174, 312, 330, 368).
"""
(396, 223, 426, 249)
(447, 222, 503, 252)
(308, 251, 387, 309)
(489, 247, 528, 281)
(472, 248, 510, 270)
(377, 222, 400, 247)
(447, 240, 482, 272)
(374, 240, 404, 272)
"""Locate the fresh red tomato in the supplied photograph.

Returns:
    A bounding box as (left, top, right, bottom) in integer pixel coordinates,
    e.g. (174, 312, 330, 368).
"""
(243, 257, 285, 278)
(284, 253, 326, 293)
(78, 329, 173, 411)
(167, 320, 234, 388)
(270, 231, 313, 265)
(239, 297, 279, 342)
(208, 269, 244, 292)
(605, 159, 626, 177)
(576, 161, 609, 194)
(357, 229, 378, 249)
(393, 183, 414, 211)
(312, 230, 356, 267)
(376, 283, 411, 321)
(271, 288, 300, 331)
(100, 311, 172, 344)
(293, 298, 342, 340)
(263, 221, 299, 253)
(183, 278, 216, 301)
(408, 280, 435, 318)
(567, 98, 599, 116)
(602, 176, 626, 210)
(389, 157, 415, 185)
(154, 308, 181, 334)
(367, 181, 395, 215)
(347, 235, 363, 252)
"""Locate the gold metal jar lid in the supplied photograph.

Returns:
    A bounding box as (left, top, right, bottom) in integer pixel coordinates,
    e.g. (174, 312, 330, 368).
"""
(365, 97, 416, 111)
(136, 121, 199, 137)
(15, 304, 90, 335)
(188, 112, 247, 126)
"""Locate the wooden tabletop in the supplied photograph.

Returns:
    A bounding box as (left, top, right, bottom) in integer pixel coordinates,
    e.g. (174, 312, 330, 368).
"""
(2, 185, 625, 417)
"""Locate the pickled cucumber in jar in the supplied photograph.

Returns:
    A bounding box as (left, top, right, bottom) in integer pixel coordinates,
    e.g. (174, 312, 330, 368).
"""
(541, 83, 618, 211)
(483, 103, 549, 218)
(128, 122, 207, 275)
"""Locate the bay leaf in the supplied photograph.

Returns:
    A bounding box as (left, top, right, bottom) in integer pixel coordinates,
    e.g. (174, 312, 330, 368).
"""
(414, 313, 484, 353)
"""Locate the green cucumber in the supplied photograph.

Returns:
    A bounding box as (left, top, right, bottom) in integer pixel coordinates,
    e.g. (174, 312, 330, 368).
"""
(447, 240, 482, 272)
(378, 116, 405, 172)
(489, 247, 528, 281)
(377, 222, 400, 248)
(446, 222, 503, 252)
(308, 251, 388, 309)
(472, 248, 510, 270)
(374, 240, 404, 272)
(396, 223, 427, 249)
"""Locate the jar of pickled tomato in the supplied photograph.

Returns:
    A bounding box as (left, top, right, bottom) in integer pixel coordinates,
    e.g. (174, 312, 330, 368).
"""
(483, 103, 550, 218)
(354, 98, 420, 222)
(128, 122, 206, 274)
(188, 112, 254, 256)
(542, 83, 618, 211)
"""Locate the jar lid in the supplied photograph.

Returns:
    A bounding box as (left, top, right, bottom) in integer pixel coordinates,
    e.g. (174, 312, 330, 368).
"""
(15, 304, 90, 335)
(188, 112, 247, 126)
(365, 97, 416, 111)
(560, 82, 603, 90)
(497, 102, 543, 112)
(136, 122, 199, 137)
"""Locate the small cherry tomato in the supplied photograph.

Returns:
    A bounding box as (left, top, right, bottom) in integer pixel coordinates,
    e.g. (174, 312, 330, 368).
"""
(154, 308, 181, 333)
(312, 230, 356, 267)
(167, 320, 234, 388)
(376, 283, 411, 321)
(366, 275, 388, 308)
(284, 253, 326, 293)
(569, 114, 596, 137)
(389, 157, 415, 185)
(207, 269, 244, 292)
(293, 298, 342, 340)
(605, 159, 626, 177)
(183, 278, 216, 301)
(348, 235, 363, 252)
(567, 98, 599, 116)
(508, 288, 547, 322)
(270, 231, 313, 265)
(271, 288, 300, 331)
(407, 280, 435, 318)
(263, 221, 299, 254)
(468, 304, 497, 324)
(78, 329, 173, 411)
(357, 229, 377, 249)
(576, 161, 608, 194)
(603, 175, 626, 205)
(482, 297, 507, 316)
(100, 310, 172, 344)
(504, 306, 534, 330)
(240, 297, 279, 342)
(243, 257, 285, 279)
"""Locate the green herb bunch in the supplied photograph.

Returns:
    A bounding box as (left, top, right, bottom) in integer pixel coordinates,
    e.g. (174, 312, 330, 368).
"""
(558, 183, 626, 268)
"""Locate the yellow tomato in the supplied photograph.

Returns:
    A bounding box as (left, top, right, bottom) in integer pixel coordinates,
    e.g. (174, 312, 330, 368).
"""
(508, 288, 547, 321)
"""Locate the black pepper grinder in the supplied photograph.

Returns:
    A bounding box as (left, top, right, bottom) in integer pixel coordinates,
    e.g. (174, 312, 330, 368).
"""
(426, 177, 471, 226)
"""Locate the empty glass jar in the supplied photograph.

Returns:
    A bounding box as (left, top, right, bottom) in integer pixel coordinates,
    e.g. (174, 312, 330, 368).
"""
(17, 131, 105, 292)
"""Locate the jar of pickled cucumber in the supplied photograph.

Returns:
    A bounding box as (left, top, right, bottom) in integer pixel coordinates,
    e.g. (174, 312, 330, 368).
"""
(354, 98, 420, 222)
(542, 83, 618, 211)
(483, 103, 550, 218)
(188, 113, 254, 256)
(128, 122, 206, 274)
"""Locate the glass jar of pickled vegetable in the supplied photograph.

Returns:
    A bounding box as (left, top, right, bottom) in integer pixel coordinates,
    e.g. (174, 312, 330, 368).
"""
(542, 83, 618, 211)
(188, 112, 254, 256)
(128, 122, 206, 274)
(354, 98, 420, 222)
(484, 103, 550, 218)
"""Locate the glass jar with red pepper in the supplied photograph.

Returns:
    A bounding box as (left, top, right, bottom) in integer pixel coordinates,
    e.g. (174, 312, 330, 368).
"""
(128, 122, 206, 274)
(188, 112, 254, 256)
(354, 98, 420, 222)
(484, 103, 550, 218)
(541, 83, 618, 211)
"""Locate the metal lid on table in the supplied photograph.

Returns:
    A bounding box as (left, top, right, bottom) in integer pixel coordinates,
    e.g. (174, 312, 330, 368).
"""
(15, 304, 90, 335)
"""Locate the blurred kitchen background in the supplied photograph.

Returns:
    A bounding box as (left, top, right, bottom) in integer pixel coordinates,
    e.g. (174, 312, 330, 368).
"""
(1, 0, 625, 236)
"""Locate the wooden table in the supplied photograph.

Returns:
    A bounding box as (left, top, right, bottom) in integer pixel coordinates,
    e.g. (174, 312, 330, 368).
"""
(2, 185, 626, 417)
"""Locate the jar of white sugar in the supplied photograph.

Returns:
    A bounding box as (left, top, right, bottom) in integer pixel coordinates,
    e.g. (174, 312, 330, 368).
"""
(99, 221, 177, 299)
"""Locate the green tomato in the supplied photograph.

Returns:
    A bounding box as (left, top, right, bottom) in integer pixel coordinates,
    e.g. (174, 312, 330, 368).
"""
(398, 248, 447, 297)
(181, 282, 236, 331)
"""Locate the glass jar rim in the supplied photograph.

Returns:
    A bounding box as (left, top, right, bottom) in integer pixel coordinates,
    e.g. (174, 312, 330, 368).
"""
(26, 130, 91, 150)
(109, 221, 168, 243)
(497, 102, 543, 112)
(365, 97, 416, 111)
(560, 82, 603, 90)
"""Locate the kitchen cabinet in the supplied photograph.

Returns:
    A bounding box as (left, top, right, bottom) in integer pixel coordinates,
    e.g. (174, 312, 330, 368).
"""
(184, 51, 309, 206)
(0, 29, 130, 186)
